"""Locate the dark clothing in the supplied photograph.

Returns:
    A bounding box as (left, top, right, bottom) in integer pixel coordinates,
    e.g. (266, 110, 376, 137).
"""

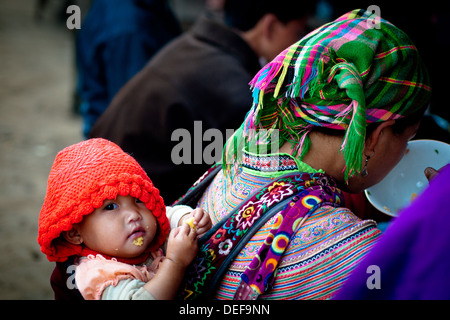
(90, 16, 262, 204)
(77, 0, 181, 137)
(50, 259, 83, 300)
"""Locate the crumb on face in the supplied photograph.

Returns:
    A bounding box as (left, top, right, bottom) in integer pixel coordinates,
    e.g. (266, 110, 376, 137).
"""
(133, 236, 144, 246)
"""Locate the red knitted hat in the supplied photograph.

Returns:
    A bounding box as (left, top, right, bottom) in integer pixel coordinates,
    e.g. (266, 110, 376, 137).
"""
(38, 138, 169, 262)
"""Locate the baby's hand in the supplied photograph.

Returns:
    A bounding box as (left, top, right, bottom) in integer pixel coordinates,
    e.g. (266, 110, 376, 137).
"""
(166, 224, 198, 268)
(181, 208, 212, 238)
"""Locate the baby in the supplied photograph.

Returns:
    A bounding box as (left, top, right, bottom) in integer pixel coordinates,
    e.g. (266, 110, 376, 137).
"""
(38, 138, 211, 300)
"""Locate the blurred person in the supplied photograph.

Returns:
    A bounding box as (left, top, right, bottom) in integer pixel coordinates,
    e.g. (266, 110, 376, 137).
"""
(205, 0, 225, 20)
(76, 0, 182, 137)
(90, 0, 317, 204)
(175, 9, 432, 299)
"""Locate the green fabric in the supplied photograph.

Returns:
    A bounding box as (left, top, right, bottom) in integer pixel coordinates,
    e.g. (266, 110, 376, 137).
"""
(224, 9, 432, 181)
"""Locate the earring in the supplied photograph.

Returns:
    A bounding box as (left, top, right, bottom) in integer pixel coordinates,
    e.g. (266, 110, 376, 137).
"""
(361, 155, 371, 178)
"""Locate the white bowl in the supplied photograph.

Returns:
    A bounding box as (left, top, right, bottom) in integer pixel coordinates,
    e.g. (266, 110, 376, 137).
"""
(365, 139, 450, 216)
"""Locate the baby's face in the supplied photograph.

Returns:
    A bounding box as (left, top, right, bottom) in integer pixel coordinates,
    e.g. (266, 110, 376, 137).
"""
(76, 195, 158, 258)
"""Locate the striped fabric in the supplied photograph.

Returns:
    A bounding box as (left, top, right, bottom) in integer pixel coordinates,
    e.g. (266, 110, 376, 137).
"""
(197, 151, 380, 299)
(216, 211, 378, 300)
(224, 9, 431, 181)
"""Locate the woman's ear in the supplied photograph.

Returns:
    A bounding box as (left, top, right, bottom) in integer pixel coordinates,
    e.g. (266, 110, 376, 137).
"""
(260, 13, 279, 40)
(364, 119, 395, 155)
(62, 227, 83, 245)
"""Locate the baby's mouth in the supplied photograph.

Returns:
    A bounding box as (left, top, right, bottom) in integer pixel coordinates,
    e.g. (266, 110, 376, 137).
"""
(129, 227, 145, 239)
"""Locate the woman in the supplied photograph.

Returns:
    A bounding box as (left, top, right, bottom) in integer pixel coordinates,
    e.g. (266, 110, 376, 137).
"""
(177, 9, 432, 300)
(335, 165, 450, 299)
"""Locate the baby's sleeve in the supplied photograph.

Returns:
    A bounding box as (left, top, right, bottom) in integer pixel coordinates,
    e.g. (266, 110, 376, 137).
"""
(166, 205, 193, 229)
(74, 255, 152, 300)
(101, 279, 155, 300)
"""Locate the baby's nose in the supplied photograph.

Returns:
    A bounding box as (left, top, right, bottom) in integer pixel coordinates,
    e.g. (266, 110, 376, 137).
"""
(126, 207, 142, 223)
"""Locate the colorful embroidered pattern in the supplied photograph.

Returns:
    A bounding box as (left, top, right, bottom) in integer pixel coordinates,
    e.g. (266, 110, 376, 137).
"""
(242, 152, 297, 174)
(215, 221, 379, 300)
(234, 181, 344, 299)
(179, 172, 343, 300)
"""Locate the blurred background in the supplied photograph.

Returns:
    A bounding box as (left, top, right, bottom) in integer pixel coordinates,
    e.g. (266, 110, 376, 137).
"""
(0, 0, 208, 300)
(0, 0, 83, 299)
(0, 0, 447, 299)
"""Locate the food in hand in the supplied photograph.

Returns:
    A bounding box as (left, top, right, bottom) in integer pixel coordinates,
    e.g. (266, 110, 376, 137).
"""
(183, 216, 197, 230)
(133, 236, 144, 246)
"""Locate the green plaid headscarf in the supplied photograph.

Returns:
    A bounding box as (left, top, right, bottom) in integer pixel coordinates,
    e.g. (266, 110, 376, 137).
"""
(224, 9, 431, 181)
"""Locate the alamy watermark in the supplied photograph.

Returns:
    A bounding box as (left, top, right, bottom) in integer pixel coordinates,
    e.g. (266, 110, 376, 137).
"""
(66, 5, 81, 30)
(366, 5, 381, 29)
(66, 264, 77, 290)
(65, 4, 382, 31)
(366, 265, 381, 289)
(170, 121, 281, 166)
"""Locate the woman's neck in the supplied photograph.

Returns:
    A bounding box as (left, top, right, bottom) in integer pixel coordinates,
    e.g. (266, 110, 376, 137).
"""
(279, 131, 347, 183)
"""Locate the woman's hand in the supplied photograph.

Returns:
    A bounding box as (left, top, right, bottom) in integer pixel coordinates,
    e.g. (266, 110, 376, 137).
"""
(424, 166, 445, 182)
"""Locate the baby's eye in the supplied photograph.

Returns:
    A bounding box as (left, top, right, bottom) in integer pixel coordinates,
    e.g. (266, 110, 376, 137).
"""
(104, 203, 118, 210)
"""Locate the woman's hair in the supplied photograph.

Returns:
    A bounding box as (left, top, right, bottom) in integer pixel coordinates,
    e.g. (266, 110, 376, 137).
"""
(390, 108, 426, 135)
(224, 0, 316, 31)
